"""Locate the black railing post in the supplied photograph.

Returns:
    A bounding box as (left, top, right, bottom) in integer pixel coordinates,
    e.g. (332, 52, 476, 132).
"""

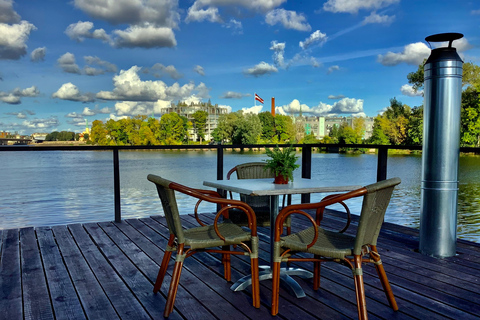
(216, 146, 225, 210)
(113, 148, 121, 222)
(377, 146, 388, 181)
(301, 145, 312, 203)
(217, 146, 224, 180)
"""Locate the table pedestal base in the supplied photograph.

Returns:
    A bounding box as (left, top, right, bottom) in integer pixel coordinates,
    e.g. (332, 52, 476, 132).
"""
(230, 266, 313, 298)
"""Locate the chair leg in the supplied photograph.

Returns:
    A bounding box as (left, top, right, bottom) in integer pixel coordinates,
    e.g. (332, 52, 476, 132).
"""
(353, 255, 368, 320)
(313, 255, 321, 290)
(370, 246, 398, 311)
(154, 234, 175, 293)
(222, 245, 231, 281)
(250, 257, 260, 308)
(164, 245, 185, 318)
(271, 260, 281, 315)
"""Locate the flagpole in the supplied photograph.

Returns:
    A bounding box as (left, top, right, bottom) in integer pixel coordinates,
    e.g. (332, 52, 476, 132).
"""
(254, 92, 256, 107)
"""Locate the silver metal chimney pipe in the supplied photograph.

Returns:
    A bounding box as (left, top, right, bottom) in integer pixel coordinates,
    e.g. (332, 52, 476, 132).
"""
(419, 33, 463, 258)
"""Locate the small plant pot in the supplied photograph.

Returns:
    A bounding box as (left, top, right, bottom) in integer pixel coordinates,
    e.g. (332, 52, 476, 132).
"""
(274, 174, 289, 184)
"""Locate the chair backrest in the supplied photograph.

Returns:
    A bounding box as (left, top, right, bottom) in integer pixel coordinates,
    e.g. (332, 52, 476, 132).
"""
(353, 177, 401, 255)
(147, 174, 186, 244)
(233, 162, 274, 180)
(228, 162, 273, 209)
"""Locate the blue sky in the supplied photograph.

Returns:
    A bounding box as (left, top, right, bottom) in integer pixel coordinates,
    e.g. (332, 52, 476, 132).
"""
(1, 0, 479, 134)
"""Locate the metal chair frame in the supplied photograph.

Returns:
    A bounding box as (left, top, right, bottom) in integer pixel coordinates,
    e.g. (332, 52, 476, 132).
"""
(270, 177, 401, 319)
(148, 174, 260, 317)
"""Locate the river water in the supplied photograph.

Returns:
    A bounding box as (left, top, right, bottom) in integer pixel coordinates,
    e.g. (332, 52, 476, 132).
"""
(1, 150, 479, 243)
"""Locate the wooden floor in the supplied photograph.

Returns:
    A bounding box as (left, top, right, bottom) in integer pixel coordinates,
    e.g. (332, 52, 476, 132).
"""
(1, 210, 480, 320)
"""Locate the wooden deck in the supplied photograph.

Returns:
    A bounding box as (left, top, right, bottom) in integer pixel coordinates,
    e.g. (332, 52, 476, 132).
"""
(1, 210, 480, 320)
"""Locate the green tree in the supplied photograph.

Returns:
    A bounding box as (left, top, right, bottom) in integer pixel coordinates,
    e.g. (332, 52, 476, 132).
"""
(274, 115, 295, 142)
(45, 131, 59, 141)
(90, 120, 108, 145)
(460, 88, 480, 147)
(258, 112, 276, 141)
(300, 132, 319, 144)
(158, 112, 188, 145)
(192, 110, 208, 142)
(213, 112, 240, 143)
(232, 113, 262, 144)
(404, 106, 423, 146)
(368, 118, 390, 145)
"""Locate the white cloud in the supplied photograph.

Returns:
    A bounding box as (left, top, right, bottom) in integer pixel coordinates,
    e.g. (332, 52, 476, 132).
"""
(22, 117, 60, 129)
(328, 94, 345, 99)
(0, 0, 20, 24)
(82, 56, 117, 76)
(58, 52, 81, 74)
(149, 63, 183, 79)
(186, 0, 286, 23)
(299, 30, 327, 50)
(30, 47, 46, 62)
(401, 84, 423, 97)
(186, 3, 222, 23)
(220, 91, 249, 99)
(278, 99, 311, 113)
(0, 20, 36, 60)
(0, 93, 20, 104)
(113, 25, 176, 48)
(327, 65, 340, 74)
(242, 105, 263, 114)
(96, 66, 209, 102)
(243, 61, 278, 77)
(362, 12, 395, 25)
(331, 97, 363, 113)
(73, 0, 180, 28)
(265, 9, 311, 31)
(377, 42, 430, 66)
(323, 0, 400, 14)
(65, 21, 110, 43)
(0, 85, 39, 104)
(115, 101, 151, 116)
(194, 65, 205, 76)
(277, 97, 363, 116)
(52, 82, 94, 102)
(270, 41, 287, 68)
(223, 18, 243, 34)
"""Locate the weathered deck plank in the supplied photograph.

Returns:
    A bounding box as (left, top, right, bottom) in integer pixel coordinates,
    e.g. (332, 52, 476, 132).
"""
(0, 229, 22, 319)
(1, 212, 480, 320)
(20, 227, 54, 320)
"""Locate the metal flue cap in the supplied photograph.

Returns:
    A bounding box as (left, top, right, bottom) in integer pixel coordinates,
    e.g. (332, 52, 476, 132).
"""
(425, 33, 463, 65)
(425, 32, 463, 48)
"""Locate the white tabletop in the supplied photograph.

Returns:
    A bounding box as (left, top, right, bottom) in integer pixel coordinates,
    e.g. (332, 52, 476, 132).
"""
(203, 178, 361, 196)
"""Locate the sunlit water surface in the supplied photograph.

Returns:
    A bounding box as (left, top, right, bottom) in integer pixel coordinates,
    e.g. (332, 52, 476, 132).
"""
(1, 150, 479, 243)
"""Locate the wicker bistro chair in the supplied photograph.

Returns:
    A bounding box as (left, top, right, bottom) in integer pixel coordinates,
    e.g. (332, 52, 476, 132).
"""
(147, 174, 260, 318)
(226, 162, 292, 233)
(270, 177, 401, 319)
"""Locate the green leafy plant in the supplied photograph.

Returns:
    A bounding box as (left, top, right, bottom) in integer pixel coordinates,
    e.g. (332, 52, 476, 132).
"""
(263, 145, 300, 182)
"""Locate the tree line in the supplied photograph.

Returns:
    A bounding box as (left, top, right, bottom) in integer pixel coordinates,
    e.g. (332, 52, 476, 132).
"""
(52, 62, 480, 148)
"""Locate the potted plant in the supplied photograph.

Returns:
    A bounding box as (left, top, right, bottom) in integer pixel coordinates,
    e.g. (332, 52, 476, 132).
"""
(263, 145, 300, 184)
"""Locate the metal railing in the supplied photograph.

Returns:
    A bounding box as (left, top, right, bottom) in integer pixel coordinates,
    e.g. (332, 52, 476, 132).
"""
(2, 143, 478, 222)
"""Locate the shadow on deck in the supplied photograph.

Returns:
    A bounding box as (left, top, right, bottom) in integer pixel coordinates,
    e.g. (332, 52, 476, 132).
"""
(1, 210, 479, 319)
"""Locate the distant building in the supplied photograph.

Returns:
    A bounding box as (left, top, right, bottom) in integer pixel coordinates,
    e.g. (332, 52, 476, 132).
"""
(31, 132, 48, 142)
(78, 120, 91, 142)
(293, 116, 375, 140)
(160, 101, 229, 141)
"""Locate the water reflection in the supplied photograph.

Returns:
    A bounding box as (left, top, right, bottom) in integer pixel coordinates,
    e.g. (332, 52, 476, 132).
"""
(0, 150, 479, 243)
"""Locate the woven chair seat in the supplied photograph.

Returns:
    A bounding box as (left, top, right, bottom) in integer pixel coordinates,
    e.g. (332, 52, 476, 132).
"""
(185, 221, 252, 249)
(281, 226, 355, 259)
